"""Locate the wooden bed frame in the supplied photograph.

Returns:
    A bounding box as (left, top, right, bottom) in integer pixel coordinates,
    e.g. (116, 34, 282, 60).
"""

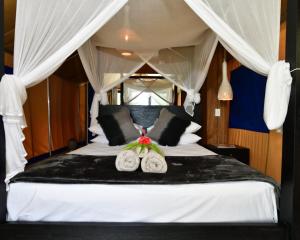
(0, 1, 299, 239)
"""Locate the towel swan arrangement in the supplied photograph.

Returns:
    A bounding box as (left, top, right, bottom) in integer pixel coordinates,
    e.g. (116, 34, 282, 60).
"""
(115, 137, 167, 174)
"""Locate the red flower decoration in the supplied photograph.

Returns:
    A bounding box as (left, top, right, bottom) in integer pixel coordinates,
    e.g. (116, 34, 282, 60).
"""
(138, 136, 151, 145)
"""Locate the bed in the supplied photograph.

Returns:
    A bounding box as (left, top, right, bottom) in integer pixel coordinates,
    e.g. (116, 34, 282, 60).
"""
(6, 105, 279, 224)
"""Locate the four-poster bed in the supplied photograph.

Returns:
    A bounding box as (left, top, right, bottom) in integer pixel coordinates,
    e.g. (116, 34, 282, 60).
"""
(0, 0, 299, 239)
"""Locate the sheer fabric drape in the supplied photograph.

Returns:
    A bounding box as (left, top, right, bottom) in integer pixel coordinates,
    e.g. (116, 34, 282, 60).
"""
(123, 79, 174, 105)
(78, 41, 145, 128)
(0, 0, 128, 182)
(80, 32, 217, 119)
(0, 0, 288, 182)
(141, 30, 218, 115)
(184, 0, 290, 129)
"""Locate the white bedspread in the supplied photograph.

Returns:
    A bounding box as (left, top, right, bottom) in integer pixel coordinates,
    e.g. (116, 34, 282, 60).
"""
(7, 181, 277, 223)
(7, 144, 278, 223)
(69, 142, 217, 156)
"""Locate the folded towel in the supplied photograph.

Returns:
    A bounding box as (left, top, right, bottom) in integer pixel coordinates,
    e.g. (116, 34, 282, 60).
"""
(115, 150, 140, 172)
(141, 150, 167, 174)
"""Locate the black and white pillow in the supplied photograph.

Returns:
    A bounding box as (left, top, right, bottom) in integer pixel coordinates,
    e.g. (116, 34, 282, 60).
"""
(97, 107, 140, 146)
(147, 108, 191, 146)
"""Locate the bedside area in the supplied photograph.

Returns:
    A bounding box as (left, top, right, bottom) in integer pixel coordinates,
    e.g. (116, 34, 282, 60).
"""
(204, 144, 250, 165)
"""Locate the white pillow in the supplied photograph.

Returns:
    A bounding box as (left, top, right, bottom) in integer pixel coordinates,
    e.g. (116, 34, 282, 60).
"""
(178, 133, 201, 145)
(185, 121, 201, 134)
(91, 135, 109, 144)
(89, 124, 105, 136)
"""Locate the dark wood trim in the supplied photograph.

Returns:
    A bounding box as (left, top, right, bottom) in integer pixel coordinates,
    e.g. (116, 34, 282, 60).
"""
(0, 0, 6, 223)
(174, 85, 178, 105)
(120, 82, 124, 105)
(0, 222, 287, 240)
(280, 0, 300, 239)
(0, 1, 295, 239)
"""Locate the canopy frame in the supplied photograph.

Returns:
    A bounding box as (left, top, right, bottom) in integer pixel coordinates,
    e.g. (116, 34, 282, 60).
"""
(1, 0, 300, 239)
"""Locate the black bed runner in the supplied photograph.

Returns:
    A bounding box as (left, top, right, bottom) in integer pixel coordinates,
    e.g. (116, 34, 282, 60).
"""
(10, 154, 279, 191)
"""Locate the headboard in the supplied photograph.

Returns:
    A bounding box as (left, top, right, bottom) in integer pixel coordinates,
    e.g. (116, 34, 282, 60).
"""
(99, 105, 201, 128)
(87, 104, 201, 142)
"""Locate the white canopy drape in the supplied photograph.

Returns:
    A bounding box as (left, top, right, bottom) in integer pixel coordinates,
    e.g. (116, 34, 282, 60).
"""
(143, 30, 218, 115)
(0, 0, 290, 181)
(78, 40, 146, 128)
(0, 0, 128, 182)
(123, 79, 174, 105)
(184, 0, 291, 129)
(79, 32, 217, 127)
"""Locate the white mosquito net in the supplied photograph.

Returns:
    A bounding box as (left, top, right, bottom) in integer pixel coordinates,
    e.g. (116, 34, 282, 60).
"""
(0, 0, 290, 181)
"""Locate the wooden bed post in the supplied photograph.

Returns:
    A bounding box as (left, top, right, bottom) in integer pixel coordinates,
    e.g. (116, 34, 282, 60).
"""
(0, 0, 6, 223)
(280, 0, 300, 239)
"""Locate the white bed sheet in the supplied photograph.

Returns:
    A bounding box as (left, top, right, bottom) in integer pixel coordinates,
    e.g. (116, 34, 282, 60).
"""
(7, 181, 277, 223)
(7, 143, 278, 223)
(69, 142, 217, 156)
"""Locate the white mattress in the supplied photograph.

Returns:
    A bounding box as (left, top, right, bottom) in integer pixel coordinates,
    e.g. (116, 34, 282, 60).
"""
(69, 142, 217, 156)
(7, 144, 278, 223)
(7, 181, 277, 223)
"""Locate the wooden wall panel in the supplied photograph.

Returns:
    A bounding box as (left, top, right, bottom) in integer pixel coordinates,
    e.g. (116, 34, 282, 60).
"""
(4, 52, 13, 66)
(266, 130, 282, 183)
(201, 44, 230, 145)
(61, 79, 80, 146)
(27, 81, 50, 157)
(228, 129, 269, 173)
(49, 76, 64, 151)
(279, 22, 286, 60)
(50, 75, 85, 150)
(79, 83, 87, 143)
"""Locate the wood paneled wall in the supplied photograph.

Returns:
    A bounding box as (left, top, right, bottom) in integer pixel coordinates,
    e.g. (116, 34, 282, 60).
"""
(228, 129, 269, 172)
(23, 76, 87, 159)
(25, 81, 50, 157)
(202, 22, 286, 183)
(4, 52, 12, 66)
(50, 75, 83, 151)
(4, 52, 87, 159)
(200, 44, 230, 145)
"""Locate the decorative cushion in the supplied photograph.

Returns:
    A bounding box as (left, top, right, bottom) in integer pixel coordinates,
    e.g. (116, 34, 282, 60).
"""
(147, 108, 190, 146)
(97, 107, 140, 146)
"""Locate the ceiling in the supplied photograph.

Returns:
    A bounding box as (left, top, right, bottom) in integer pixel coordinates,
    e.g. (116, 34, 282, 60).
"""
(93, 0, 208, 52)
(4, 0, 288, 82)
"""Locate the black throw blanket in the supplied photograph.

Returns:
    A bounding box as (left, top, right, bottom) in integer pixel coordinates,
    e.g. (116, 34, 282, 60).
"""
(11, 154, 279, 193)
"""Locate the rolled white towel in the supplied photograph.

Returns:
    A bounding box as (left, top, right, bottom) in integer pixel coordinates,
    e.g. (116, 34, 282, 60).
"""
(115, 150, 140, 172)
(141, 150, 167, 174)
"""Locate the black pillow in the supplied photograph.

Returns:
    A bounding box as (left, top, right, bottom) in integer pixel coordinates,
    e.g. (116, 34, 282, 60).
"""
(97, 107, 140, 146)
(147, 108, 190, 146)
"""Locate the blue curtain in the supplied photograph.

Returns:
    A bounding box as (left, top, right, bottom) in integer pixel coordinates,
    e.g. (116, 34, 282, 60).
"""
(229, 66, 269, 133)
